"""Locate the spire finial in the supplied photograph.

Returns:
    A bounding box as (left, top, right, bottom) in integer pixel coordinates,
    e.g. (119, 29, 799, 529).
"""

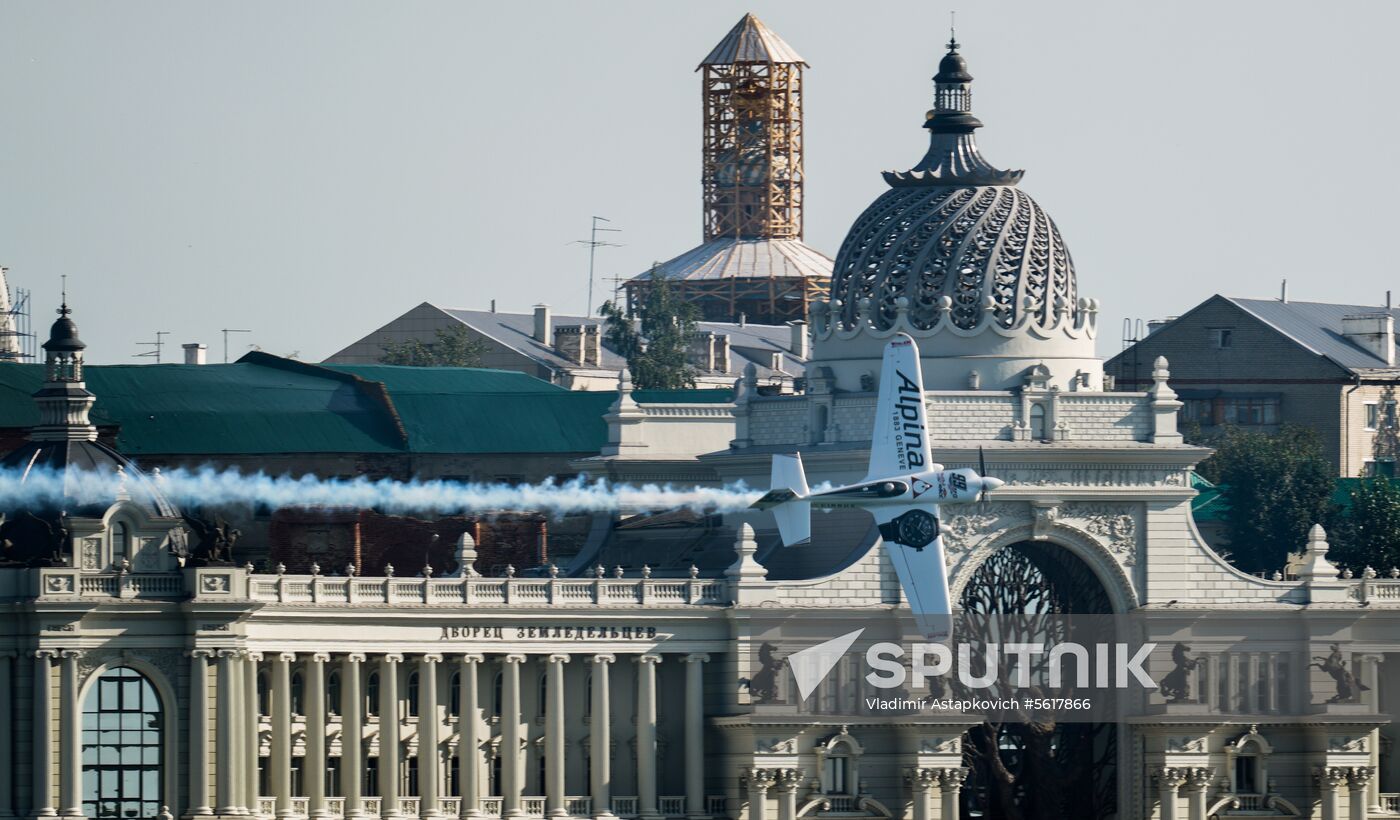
(58, 274, 70, 317)
(948, 10, 959, 51)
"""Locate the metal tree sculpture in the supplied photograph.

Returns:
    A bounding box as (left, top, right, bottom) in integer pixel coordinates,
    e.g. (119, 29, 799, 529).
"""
(955, 542, 1117, 820)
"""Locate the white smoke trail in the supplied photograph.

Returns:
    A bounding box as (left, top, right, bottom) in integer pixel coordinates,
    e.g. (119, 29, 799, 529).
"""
(0, 466, 764, 517)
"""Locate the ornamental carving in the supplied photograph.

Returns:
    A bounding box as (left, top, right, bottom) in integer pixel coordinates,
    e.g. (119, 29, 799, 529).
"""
(942, 504, 1029, 554)
(81, 538, 100, 571)
(1067, 504, 1140, 566)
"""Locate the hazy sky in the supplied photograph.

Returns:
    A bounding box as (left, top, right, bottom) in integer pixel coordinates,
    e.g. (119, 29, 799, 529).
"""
(2, 2, 1398, 364)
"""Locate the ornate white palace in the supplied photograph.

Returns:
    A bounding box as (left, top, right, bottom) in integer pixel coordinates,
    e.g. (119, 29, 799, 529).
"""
(4, 38, 1400, 820)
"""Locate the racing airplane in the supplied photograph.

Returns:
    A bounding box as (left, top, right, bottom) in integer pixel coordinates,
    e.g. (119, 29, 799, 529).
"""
(751, 333, 1003, 639)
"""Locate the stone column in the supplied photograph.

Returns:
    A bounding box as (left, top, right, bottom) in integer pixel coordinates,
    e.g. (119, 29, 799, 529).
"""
(745, 770, 774, 820)
(1317, 767, 1347, 820)
(419, 655, 442, 819)
(590, 655, 616, 820)
(459, 655, 484, 820)
(32, 650, 56, 818)
(1347, 767, 1372, 820)
(682, 655, 708, 820)
(1155, 768, 1185, 820)
(379, 654, 403, 819)
(937, 769, 966, 820)
(773, 771, 800, 820)
(306, 654, 328, 818)
(58, 649, 83, 819)
(907, 770, 936, 820)
(635, 656, 662, 820)
(501, 655, 526, 818)
(272, 653, 295, 819)
(544, 655, 569, 818)
(0, 651, 13, 820)
(215, 650, 241, 815)
(1184, 768, 1212, 820)
(245, 654, 260, 814)
(342, 654, 366, 819)
(188, 650, 214, 816)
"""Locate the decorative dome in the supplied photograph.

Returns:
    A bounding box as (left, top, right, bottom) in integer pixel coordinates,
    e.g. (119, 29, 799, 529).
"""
(43, 304, 85, 353)
(810, 38, 1101, 393)
(827, 38, 1086, 336)
(830, 185, 1080, 332)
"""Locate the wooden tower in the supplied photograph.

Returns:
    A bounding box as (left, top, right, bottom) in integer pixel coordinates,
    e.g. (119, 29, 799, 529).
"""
(700, 12, 805, 241)
(622, 14, 831, 327)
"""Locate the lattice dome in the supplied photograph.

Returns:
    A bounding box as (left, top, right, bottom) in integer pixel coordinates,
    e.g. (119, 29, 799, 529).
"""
(829, 184, 1079, 332)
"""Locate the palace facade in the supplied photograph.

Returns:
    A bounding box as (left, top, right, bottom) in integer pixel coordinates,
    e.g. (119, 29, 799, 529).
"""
(4, 28, 1400, 820)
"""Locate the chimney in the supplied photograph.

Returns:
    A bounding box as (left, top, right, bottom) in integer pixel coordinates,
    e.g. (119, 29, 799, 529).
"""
(182, 343, 207, 365)
(533, 304, 552, 343)
(583, 325, 602, 366)
(716, 333, 730, 373)
(788, 320, 809, 360)
(491, 299, 497, 313)
(1280, 279, 1288, 303)
(689, 331, 716, 371)
(1342, 313, 1395, 366)
(554, 325, 584, 364)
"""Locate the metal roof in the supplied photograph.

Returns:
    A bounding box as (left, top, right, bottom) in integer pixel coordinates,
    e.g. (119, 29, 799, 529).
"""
(698, 13, 807, 68)
(1227, 297, 1400, 373)
(631, 238, 832, 284)
(0, 356, 621, 456)
(440, 306, 808, 379)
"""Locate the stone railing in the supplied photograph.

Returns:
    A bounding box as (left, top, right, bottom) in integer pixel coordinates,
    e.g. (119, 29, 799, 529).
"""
(1351, 577, 1400, 604)
(253, 795, 693, 818)
(242, 573, 729, 607)
(33, 567, 186, 600)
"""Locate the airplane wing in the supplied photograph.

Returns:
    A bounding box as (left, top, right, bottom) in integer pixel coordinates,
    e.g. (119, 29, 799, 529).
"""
(866, 333, 933, 483)
(874, 505, 953, 641)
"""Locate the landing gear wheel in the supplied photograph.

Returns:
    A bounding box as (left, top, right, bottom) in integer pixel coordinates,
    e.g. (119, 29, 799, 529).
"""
(879, 509, 939, 550)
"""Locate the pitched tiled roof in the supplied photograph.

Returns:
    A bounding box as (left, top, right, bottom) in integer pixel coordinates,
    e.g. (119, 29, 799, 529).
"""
(632, 238, 832, 283)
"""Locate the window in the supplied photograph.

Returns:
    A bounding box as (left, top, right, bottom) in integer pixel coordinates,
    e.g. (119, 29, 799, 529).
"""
(1234, 754, 1258, 794)
(257, 670, 271, 716)
(492, 672, 503, 717)
(291, 758, 305, 797)
(258, 757, 271, 797)
(449, 671, 461, 716)
(1181, 399, 1214, 426)
(583, 673, 592, 717)
(1365, 459, 1397, 478)
(1221, 397, 1279, 426)
(823, 755, 850, 795)
(290, 671, 305, 716)
(365, 758, 379, 797)
(1211, 328, 1234, 349)
(537, 754, 547, 793)
(538, 672, 549, 718)
(1029, 403, 1047, 441)
(328, 757, 342, 797)
(1366, 401, 1397, 430)
(366, 672, 380, 718)
(407, 756, 419, 797)
(111, 522, 131, 564)
(327, 670, 341, 717)
(450, 757, 460, 797)
(81, 666, 164, 820)
(407, 671, 420, 717)
(490, 755, 502, 797)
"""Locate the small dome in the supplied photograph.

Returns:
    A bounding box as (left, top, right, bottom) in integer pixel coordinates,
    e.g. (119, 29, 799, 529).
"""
(934, 49, 972, 84)
(43, 307, 85, 353)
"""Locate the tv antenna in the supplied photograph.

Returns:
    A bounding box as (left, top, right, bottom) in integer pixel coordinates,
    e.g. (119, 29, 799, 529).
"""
(221, 328, 252, 363)
(570, 216, 623, 317)
(134, 331, 170, 363)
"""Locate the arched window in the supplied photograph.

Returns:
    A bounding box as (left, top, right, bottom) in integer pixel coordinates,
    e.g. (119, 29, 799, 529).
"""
(449, 671, 461, 717)
(257, 670, 271, 716)
(492, 672, 503, 717)
(407, 671, 420, 718)
(111, 522, 131, 565)
(366, 672, 380, 718)
(290, 671, 305, 717)
(822, 742, 852, 795)
(82, 666, 164, 819)
(327, 670, 341, 717)
(1030, 403, 1047, 441)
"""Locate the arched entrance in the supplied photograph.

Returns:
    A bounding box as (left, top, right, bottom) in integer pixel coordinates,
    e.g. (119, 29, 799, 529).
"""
(956, 541, 1117, 820)
(81, 666, 165, 819)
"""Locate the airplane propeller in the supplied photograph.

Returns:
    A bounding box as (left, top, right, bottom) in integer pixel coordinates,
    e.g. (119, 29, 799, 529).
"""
(978, 446, 992, 502)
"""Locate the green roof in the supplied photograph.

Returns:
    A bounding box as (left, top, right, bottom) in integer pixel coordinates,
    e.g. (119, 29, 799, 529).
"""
(0, 354, 624, 456)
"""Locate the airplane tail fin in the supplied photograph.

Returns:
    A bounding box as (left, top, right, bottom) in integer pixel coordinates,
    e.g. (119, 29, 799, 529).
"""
(748, 453, 812, 546)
